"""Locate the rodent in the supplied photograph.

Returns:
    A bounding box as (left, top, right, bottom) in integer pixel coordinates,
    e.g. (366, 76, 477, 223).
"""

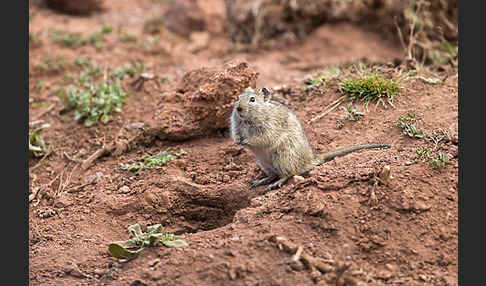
(230, 86, 390, 193)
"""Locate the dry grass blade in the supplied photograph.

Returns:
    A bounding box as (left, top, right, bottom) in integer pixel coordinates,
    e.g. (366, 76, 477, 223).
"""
(308, 96, 345, 124)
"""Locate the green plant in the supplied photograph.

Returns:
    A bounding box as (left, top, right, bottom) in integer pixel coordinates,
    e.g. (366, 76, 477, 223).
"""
(120, 148, 186, 172)
(36, 55, 67, 73)
(29, 123, 51, 157)
(34, 80, 45, 93)
(340, 73, 400, 110)
(396, 113, 424, 138)
(429, 152, 450, 169)
(73, 57, 92, 68)
(85, 26, 112, 50)
(62, 79, 127, 126)
(424, 129, 447, 149)
(29, 32, 43, 47)
(49, 28, 84, 47)
(108, 224, 188, 260)
(76, 63, 102, 86)
(118, 32, 138, 43)
(341, 103, 364, 122)
(416, 147, 431, 161)
(49, 25, 113, 49)
(110, 62, 146, 80)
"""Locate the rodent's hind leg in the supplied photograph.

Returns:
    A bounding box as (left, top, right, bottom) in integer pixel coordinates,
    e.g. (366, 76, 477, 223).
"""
(250, 174, 278, 188)
(263, 176, 290, 194)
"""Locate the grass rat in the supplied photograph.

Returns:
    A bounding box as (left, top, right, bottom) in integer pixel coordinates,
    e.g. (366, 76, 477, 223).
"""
(230, 87, 390, 193)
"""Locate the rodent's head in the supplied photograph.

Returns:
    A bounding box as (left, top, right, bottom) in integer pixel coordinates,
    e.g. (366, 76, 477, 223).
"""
(233, 87, 272, 120)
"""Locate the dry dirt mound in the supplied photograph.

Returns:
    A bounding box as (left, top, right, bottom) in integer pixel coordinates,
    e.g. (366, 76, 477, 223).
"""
(136, 60, 258, 142)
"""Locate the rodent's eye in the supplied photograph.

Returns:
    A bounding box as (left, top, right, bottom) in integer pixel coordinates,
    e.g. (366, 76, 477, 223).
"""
(250, 97, 255, 102)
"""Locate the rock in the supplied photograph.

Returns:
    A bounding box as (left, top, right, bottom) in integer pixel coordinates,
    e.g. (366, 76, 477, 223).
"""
(36, 208, 56, 218)
(163, 0, 206, 38)
(53, 194, 73, 208)
(447, 144, 458, 158)
(443, 275, 457, 286)
(119, 185, 131, 194)
(375, 269, 393, 280)
(153, 60, 258, 141)
(65, 263, 88, 278)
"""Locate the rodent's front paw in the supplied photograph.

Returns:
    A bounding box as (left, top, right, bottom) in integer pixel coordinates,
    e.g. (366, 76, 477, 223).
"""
(235, 137, 249, 146)
(239, 139, 250, 146)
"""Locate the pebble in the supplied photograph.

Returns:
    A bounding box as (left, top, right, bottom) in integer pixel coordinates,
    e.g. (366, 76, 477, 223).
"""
(119, 185, 131, 194)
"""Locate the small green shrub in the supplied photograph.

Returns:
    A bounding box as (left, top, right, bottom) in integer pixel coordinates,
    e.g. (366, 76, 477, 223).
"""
(340, 73, 400, 110)
(429, 152, 450, 169)
(396, 113, 425, 138)
(29, 123, 51, 157)
(120, 148, 186, 172)
(108, 224, 188, 260)
(63, 79, 127, 127)
(49, 29, 84, 47)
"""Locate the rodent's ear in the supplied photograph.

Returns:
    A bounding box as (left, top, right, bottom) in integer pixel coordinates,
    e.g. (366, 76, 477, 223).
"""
(244, 86, 254, 93)
(261, 87, 272, 102)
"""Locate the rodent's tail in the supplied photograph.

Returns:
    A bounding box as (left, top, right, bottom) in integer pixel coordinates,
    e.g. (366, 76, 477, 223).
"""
(314, 143, 391, 166)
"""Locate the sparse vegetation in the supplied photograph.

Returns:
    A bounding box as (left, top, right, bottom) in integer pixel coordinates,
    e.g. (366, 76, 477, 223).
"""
(35, 55, 67, 74)
(336, 103, 364, 129)
(85, 25, 113, 50)
(416, 148, 450, 169)
(416, 147, 432, 161)
(429, 152, 450, 169)
(424, 129, 447, 149)
(120, 148, 186, 172)
(34, 80, 45, 93)
(340, 72, 400, 110)
(29, 32, 43, 48)
(60, 78, 127, 126)
(56, 61, 146, 126)
(108, 223, 188, 260)
(49, 28, 84, 47)
(401, 115, 450, 169)
(396, 113, 425, 138)
(49, 25, 113, 50)
(118, 32, 138, 43)
(29, 123, 51, 157)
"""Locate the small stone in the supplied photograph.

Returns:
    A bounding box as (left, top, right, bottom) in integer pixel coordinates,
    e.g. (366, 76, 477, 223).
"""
(119, 185, 131, 194)
(66, 264, 88, 278)
(228, 268, 238, 280)
(53, 195, 73, 208)
(418, 274, 428, 281)
(414, 201, 431, 211)
(385, 263, 397, 272)
(376, 269, 393, 280)
(126, 122, 146, 130)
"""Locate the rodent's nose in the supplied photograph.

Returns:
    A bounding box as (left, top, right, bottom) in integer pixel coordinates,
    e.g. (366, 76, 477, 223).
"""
(237, 106, 242, 112)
